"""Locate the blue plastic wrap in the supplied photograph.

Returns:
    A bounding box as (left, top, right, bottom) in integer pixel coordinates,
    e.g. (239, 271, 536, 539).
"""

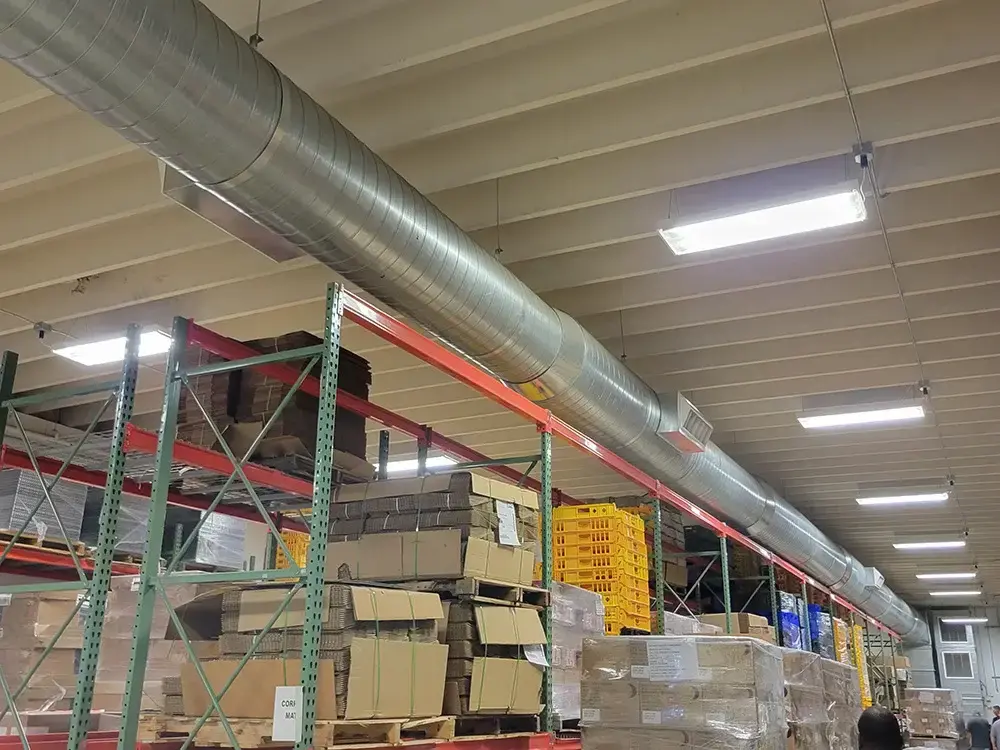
(807, 605, 835, 659)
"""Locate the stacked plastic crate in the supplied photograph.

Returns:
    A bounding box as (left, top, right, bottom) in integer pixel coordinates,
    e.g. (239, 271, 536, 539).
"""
(553, 504, 651, 634)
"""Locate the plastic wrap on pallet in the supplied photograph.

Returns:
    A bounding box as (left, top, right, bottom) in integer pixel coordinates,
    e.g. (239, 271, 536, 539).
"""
(662, 611, 722, 636)
(807, 605, 835, 659)
(821, 657, 861, 750)
(0, 578, 216, 714)
(80, 486, 150, 556)
(775, 592, 803, 650)
(551, 581, 606, 722)
(0, 469, 86, 543)
(903, 688, 965, 740)
(581, 635, 786, 750)
(195, 510, 246, 569)
(781, 648, 832, 750)
(907, 738, 964, 750)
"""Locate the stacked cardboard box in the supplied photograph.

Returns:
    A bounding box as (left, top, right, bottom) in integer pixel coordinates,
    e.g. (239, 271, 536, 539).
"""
(821, 657, 862, 750)
(176, 346, 233, 448)
(698, 613, 775, 644)
(176, 332, 371, 463)
(237, 333, 371, 461)
(181, 583, 447, 720)
(551, 582, 605, 723)
(580, 635, 786, 750)
(329, 473, 539, 547)
(782, 648, 831, 750)
(0, 579, 213, 715)
(904, 688, 965, 742)
(662, 611, 721, 636)
(442, 601, 546, 716)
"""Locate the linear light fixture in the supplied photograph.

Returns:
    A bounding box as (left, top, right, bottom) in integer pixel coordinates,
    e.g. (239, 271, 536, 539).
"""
(929, 590, 980, 597)
(53, 330, 172, 366)
(799, 405, 924, 429)
(857, 491, 949, 506)
(658, 188, 866, 255)
(892, 540, 966, 550)
(916, 572, 976, 580)
(940, 617, 987, 624)
(385, 456, 457, 475)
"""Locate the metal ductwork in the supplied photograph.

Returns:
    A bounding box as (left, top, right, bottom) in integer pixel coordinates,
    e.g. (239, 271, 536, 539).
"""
(0, 0, 928, 643)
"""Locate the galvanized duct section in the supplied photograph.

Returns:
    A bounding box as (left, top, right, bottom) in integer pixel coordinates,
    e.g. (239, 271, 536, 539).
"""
(0, 0, 927, 643)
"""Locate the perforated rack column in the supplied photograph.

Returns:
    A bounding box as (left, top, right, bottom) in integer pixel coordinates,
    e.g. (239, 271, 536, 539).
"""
(296, 283, 343, 750)
(539, 427, 553, 732)
(67, 325, 141, 750)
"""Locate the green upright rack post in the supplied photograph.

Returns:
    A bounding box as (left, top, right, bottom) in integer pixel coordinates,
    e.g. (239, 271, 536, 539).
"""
(297, 283, 343, 750)
(118, 317, 189, 750)
(539, 427, 554, 732)
(67, 325, 141, 750)
(719, 535, 732, 634)
(768, 563, 782, 647)
(652, 499, 665, 635)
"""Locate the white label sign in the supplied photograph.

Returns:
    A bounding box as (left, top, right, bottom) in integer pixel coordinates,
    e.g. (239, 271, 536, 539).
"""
(646, 640, 699, 682)
(130, 576, 141, 592)
(523, 644, 549, 667)
(581, 708, 601, 723)
(630, 665, 650, 679)
(496, 500, 520, 547)
(272, 685, 304, 742)
(0, 594, 11, 606)
(641, 710, 661, 725)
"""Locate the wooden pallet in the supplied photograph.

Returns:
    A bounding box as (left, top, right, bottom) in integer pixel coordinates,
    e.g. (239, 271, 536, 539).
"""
(0, 529, 88, 557)
(454, 716, 539, 737)
(437, 578, 549, 608)
(137, 715, 456, 748)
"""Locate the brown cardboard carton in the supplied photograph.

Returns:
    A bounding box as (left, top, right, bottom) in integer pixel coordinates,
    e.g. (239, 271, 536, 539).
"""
(182, 659, 338, 720)
(325, 529, 533, 585)
(334, 472, 538, 510)
(181, 642, 448, 720)
(446, 604, 546, 714)
(697, 613, 768, 634)
(468, 657, 543, 714)
(0, 593, 85, 649)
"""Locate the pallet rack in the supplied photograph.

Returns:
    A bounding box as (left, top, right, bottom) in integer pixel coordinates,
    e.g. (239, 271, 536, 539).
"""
(0, 281, 908, 750)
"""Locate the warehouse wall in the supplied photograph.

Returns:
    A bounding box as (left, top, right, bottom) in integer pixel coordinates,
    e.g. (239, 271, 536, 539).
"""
(904, 610, 1000, 716)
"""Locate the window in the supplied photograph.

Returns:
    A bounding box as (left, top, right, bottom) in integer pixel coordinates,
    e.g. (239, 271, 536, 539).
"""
(940, 622, 970, 643)
(942, 651, 974, 679)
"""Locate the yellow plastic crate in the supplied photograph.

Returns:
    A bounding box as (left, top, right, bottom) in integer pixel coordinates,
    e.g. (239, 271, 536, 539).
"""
(274, 530, 309, 569)
(554, 504, 617, 520)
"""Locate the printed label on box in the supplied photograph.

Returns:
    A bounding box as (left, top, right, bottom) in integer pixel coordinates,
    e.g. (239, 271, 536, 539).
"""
(919, 691, 936, 704)
(631, 665, 650, 679)
(641, 710, 661, 725)
(647, 640, 699, 682)
(272, 685, 303, 742)
(496, 500, 520, 547)
(523, 644, 549, 667)
(581, 708, 601, 722)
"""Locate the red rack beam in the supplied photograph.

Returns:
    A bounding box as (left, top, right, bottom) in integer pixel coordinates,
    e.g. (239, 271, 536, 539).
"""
(183, 297, 898, 637)
(0, 445, 308, 534)
(185, 320, 563, 497)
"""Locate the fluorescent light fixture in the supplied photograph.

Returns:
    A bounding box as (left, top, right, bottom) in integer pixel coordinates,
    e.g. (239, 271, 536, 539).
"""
(929, 590, 980, 597)
(798, 405, 924, 429)
(53, 330, 172, 367)
(658, 189, 866, 255)
(856, 491, 949, 506)
(940, 617, 987, 624)
(385, 456, 457, 475)
(916, 572, 977, 580)
(892, 540, 966, 550)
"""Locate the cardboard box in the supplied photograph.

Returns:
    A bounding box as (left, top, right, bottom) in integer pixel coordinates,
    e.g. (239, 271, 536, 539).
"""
(664, 560, 687, 589)
(334, 472, 538, 509)
(233, 585, 442, 633)
(326, 530, 533, 585)
(697, 612, 768, 634)
(445, 603, 546, 715)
